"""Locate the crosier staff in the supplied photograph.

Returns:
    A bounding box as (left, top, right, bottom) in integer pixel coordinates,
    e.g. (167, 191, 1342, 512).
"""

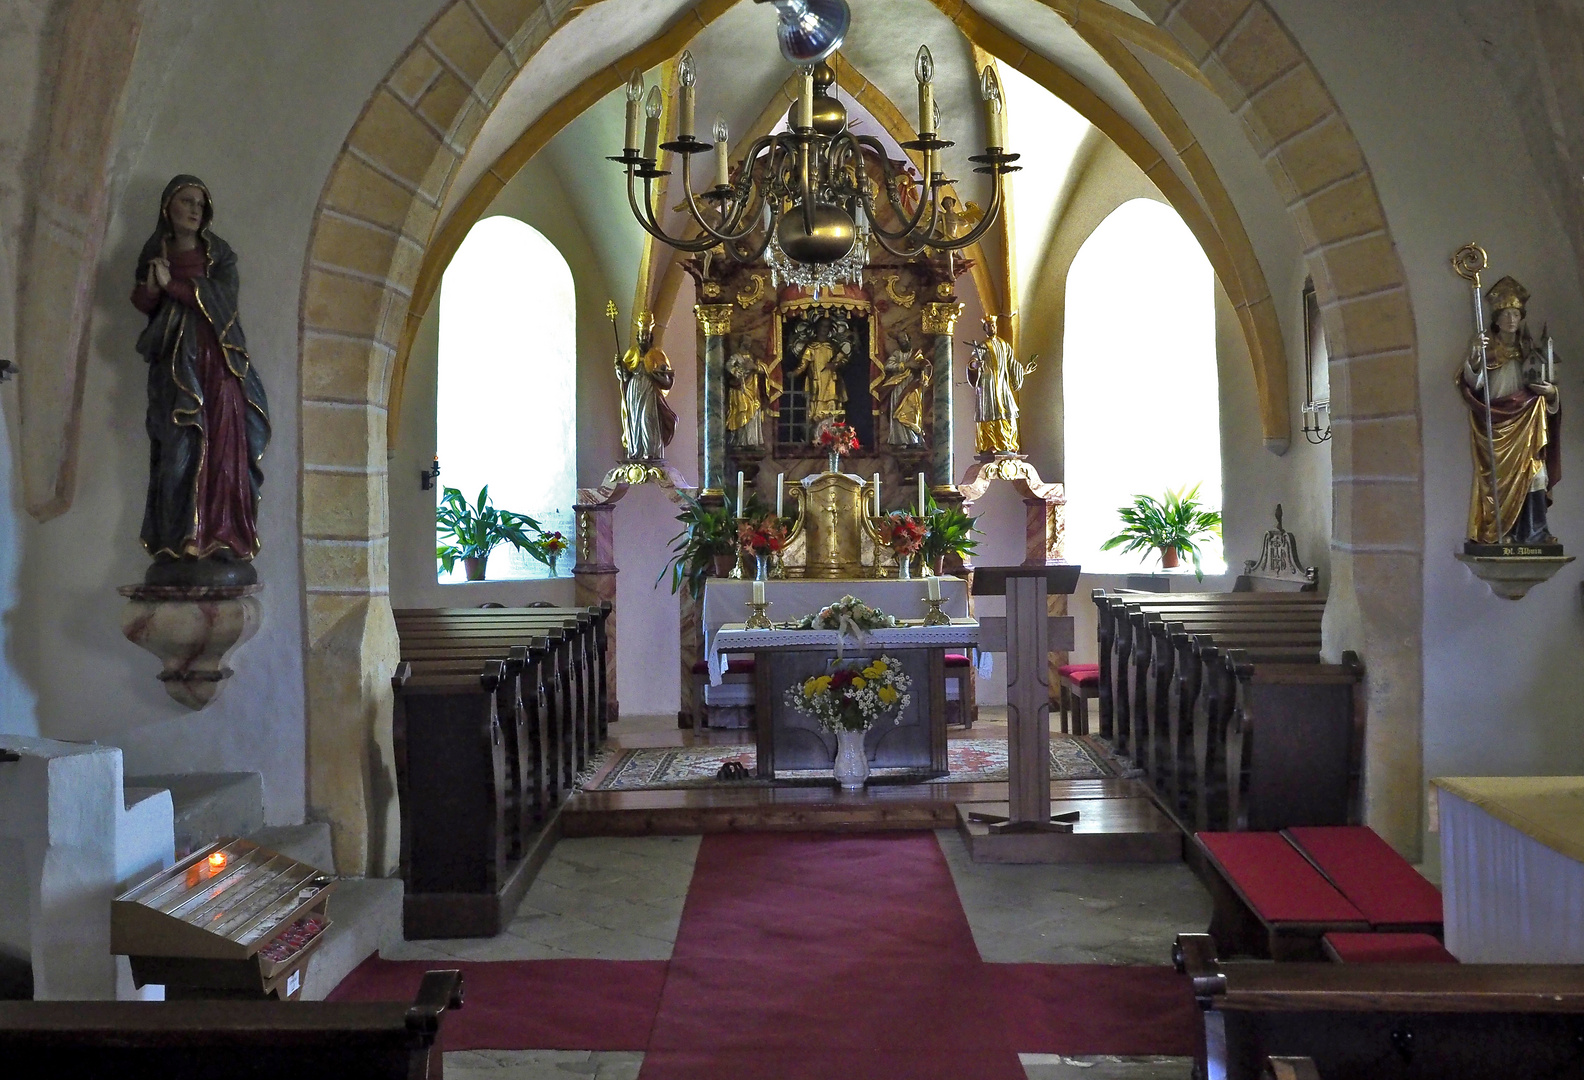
(1453, 243, 1502, 543)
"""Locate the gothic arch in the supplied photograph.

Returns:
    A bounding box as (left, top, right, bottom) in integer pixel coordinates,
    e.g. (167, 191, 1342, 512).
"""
(299, 0, 1423, 872)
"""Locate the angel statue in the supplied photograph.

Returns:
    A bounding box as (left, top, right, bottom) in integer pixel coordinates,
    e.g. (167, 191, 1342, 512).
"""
(725, 345, 774, 449)
(613, 309, 676, 462)
(875, 330, 932, 447)
(131, 175, 271, 586)
(967, 314, 1035, 455)
(1458, 275, 1561, 546)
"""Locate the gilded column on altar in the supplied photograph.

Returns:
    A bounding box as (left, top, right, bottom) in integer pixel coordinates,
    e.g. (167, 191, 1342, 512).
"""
(695, 303, 734, 496)
(923, 300, 964, 488)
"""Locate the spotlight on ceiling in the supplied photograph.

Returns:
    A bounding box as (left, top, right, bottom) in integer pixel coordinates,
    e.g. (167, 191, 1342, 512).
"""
(754, 0, 850, 65)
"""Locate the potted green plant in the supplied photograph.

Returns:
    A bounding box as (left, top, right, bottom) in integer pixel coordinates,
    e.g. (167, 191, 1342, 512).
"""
(436, 485, 547, 581)
(659, 493, 739, 599)
(919, 497, 981, 575)
(1100, 485, 1223, 579)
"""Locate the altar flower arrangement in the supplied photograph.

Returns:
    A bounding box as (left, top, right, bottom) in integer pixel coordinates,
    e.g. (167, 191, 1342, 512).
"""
(737, 513, 788, 556)
(785, 656, 913, 734)
(878, 511, 928, 558)
(794, 595, 900, 632)
(817, 420, 860, 457)
(540, 530, 568, 575)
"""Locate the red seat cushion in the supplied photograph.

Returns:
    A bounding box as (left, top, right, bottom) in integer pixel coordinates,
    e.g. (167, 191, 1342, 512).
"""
(1323, 932, 1456, 964)
(1197, 832, 1366, 924)
(944, 653, 972, 667)
(690, 658, 757, 675)
(1057, 663, 1100, 686)
(1285, 826, 1442, 928)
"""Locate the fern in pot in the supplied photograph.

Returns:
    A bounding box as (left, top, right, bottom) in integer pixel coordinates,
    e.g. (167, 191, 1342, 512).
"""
(436, 485, 547, 581)
(1101, 485, 1223, 579)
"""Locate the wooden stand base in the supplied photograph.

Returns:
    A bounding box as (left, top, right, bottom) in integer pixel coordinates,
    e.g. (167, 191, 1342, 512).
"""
(956, 799, 1181, 863)
(403, 807, 561, 939)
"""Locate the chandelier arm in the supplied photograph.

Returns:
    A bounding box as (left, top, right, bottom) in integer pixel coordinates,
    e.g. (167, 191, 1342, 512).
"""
(858, 175, 933, 242)
(851, 137, 933, 238)
(867, 225, 931, 260)
(678, 152, 764, 245)
(921, 170, 1006, 251)
(626, 170, 725, 253)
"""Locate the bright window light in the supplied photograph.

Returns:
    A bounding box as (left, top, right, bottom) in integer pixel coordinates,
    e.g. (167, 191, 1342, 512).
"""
(1063, 199, 1223, 574)
(437, 216, 577, 581)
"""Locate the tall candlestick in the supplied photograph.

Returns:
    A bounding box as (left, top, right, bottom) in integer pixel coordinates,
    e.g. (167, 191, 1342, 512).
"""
(624, 71, 643, 151)
(752, 579, 765, 606)
(776, 473, 785, 519)
(714, 117, 730, 187)
(917, 471, 927, 515)
(642, 86, 662, 161)
(737, 471, 745, 515)
(927, 574, 940, 601)
(677, 51, 697, 138)
(797, 66, 814, 129)
(873, 473, 882, 516)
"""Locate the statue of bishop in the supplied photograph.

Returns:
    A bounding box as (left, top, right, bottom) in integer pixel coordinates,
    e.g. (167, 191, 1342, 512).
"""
(616, 312, 676, 462)
(967, 314, 1034, 455)
(1459, 275, 1561, 546)
(876, 330, 931, 447)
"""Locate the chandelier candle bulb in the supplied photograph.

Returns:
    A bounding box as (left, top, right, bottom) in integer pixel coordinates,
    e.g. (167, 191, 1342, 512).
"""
(981, 65, 1005, 148)
(678, 52, 697, 138)
(916, 46, 935, 134)
(714, 117, 730, 187)
(642, 85, 662, 160)
(776, 473, 785, 518)
(624, 71, 643, 151)
(797, 65, 815, 129)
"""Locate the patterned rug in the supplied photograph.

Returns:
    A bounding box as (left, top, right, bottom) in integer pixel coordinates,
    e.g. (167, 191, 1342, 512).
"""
(585, 736, 1126, 791)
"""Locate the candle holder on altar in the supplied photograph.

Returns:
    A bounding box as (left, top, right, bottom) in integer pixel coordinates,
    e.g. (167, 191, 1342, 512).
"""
(921, 598, 951, 626)
(744, 601, 773, 629)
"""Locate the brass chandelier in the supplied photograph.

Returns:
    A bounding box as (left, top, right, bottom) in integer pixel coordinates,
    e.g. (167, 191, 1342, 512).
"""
(610, 25, 1019, 291)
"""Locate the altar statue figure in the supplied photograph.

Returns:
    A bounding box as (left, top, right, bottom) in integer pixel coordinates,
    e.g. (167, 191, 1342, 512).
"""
(876, 331, 931, 446)
(616, 312, 676, 461)
(1459, 276, 1561, 545)
(725, 346, 774, 448)
(131, 175, 271, 581)
(788, 313, 853, 430)
(967, 315, 1034, 455)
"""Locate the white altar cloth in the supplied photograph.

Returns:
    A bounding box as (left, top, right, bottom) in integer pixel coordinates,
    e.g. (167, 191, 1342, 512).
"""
(708, 620, 980, 684)
(702, 578, 970, 684)
(1435, 776, 1584, 963)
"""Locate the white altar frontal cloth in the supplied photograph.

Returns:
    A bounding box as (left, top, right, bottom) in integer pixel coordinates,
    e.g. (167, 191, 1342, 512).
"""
(1435, 776, 1584, 963)
(708, 620, 979, 685)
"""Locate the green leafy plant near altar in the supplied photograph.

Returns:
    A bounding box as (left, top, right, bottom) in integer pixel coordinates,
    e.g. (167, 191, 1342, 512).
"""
(659, 493, 739, 599)
(793, 595, 902, 631)
(435, 485, 548, 581)
(918, 497, 981, 573)
(1100, 485, 1223, 579)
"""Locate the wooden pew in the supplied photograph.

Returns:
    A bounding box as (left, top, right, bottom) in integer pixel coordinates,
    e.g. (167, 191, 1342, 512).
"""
(0, 969, 463, 1079)
(1175, 932, 1584, 1079)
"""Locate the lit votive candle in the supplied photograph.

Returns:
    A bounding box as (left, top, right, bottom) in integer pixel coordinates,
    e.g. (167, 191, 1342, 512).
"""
(207, 851, 228, 871)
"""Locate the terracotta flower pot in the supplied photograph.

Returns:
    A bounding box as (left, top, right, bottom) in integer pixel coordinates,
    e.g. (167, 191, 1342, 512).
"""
(712, 553, 737, 578)
(1159, 547, 1179, 569)
(464, 555, 489, 581)
(931, 555, 946, 576)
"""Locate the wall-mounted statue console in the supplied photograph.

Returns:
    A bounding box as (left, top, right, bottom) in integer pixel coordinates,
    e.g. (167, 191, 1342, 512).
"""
(119, 583, 263, 709)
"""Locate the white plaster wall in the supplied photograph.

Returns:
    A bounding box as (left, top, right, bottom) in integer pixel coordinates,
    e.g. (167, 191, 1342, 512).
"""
(1270, 1, 1584, 830)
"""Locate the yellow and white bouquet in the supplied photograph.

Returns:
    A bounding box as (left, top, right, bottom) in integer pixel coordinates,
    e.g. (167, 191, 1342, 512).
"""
(784, 655, 913, 733)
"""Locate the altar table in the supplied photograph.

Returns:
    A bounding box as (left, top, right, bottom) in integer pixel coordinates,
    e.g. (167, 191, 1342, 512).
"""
(1435, 776, 1584, 963)
(701, 577, 970, 684)
(712, 621, 979, 779)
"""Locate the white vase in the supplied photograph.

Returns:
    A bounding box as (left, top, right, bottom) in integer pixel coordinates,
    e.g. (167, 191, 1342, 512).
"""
(833, 729, 870, 790)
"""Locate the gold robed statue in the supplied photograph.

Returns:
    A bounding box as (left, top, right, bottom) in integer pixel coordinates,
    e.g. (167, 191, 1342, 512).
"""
(613, 309, 676, 462)
(967, 314, 1035, 455)
(725, 346, 775, 449)
(788, 312, 854, 433)
(875, 330, 931, 447)
(1459, 275, 1561, 546)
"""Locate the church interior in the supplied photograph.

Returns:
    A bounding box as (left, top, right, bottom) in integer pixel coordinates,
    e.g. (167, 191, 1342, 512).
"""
(3, 1, 1584, 1076)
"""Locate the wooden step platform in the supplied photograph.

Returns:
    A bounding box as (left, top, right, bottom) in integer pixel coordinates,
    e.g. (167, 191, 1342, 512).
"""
(955, 797, 1183, 864)
(563, 778, 1166, 838)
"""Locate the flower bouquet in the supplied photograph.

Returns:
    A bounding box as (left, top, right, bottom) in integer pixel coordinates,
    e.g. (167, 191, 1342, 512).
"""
(737, 513, 788, 580)
(794, 594, 900, 632)
(878, 511, 928, 578)
(816, 419, 860, 472)
(784, 656, 914, 789)
(541, 530, 568, 575)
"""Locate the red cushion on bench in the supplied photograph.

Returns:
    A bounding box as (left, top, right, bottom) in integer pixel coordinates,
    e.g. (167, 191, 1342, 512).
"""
(1285, 826, 1442, 928)
(1323, 932, 1456, 964)
(944, 653, 972, 667)
(1057, 664, 1100, 685)
(690, 658, 757, 675)
(1198, 832, 1366, 924)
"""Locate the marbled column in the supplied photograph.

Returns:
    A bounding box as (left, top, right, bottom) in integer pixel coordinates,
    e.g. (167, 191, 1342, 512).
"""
(695, 303, 733, 496)
(573, 500, 619, 723)
(922, 301, 964, 487)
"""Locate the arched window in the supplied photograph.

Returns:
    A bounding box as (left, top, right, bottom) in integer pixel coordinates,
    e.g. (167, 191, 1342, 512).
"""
(1063, 198, 1223, 573)
(437, 216, 577, 581)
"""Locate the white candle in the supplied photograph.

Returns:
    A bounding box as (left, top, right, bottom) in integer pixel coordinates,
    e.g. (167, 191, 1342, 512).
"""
(917, 472, 927, 515)
(737, 471, 745, 515)
(776, 473, 785, 519)
(624, 71, 643, 151)
(873, 473, 882, 516)
(714, 117, 730, 187)
(752, 579, 765, 606)
(797, 67, 814, 129)
(678, 51, 696, 138)
(1547, 336, 1555, 383)
(927, 575, 940, 601)
(643, 86, 662, 161)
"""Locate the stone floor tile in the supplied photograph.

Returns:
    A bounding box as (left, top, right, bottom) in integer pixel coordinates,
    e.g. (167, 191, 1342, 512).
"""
(443, 1050, 643, 1080)
(1020, 1055, 1194, 1079)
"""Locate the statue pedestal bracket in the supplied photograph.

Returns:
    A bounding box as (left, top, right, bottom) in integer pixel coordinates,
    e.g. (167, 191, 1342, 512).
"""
(119, 583, 263, 710)
(1455, 551, 1574, 600)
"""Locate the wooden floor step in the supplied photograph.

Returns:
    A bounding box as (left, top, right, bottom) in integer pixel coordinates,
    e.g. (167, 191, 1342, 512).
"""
(956, 797, 1184, 864)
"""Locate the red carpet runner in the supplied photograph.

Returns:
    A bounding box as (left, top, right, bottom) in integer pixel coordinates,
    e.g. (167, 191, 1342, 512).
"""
(331, 832, 1200, 1077)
